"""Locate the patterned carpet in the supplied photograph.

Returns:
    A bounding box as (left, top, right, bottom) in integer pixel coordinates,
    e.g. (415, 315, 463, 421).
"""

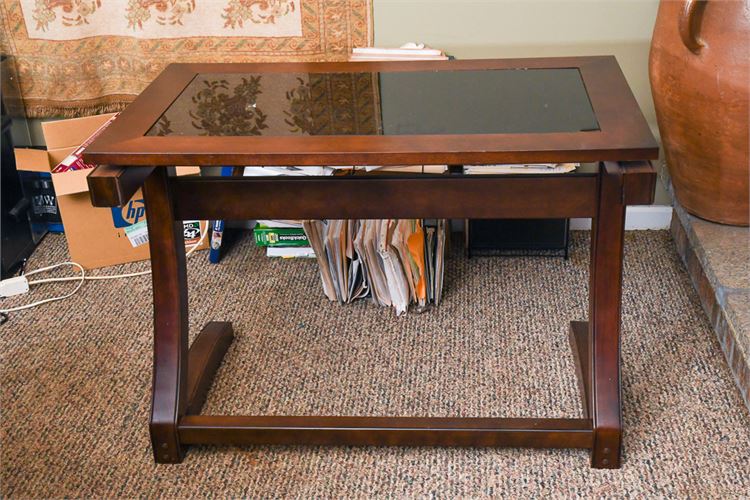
(1, 231, 748, 498)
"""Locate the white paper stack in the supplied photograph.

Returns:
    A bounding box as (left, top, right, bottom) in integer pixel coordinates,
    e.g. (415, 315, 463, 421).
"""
(463, 163, 578, 175)
(266, 247, 316, 258)
(350, 43, 449, 62)
(363, 165, 448, 174)
(244, 166, 335, 177)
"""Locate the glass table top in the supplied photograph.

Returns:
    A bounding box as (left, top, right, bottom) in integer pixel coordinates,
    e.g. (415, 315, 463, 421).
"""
(146, 68, 600, 137)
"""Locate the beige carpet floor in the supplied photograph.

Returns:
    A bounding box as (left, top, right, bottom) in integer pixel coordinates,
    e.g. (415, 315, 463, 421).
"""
(1, 231, 748, 498)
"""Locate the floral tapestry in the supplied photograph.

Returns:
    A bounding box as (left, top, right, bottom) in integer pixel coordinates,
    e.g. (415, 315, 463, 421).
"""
(0, 0, 372, 117)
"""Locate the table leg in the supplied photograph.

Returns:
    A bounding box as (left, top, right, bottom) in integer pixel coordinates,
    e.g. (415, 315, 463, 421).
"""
(589, 162, 626, 468)
(144, 168, 189, 464)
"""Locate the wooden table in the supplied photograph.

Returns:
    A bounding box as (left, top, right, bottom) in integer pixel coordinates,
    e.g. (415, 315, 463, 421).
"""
(84, 57, 658, 469)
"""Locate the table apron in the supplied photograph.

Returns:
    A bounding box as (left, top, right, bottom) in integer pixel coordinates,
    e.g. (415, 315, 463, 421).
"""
(170, 175, 598, 220)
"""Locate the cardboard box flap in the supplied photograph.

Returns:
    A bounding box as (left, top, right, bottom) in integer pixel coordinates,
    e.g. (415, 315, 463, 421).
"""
(14, 148, 51, 173)
(47, 146, 77, 169)
(176, 166, 200, 176)
(51, 168, 91, 196)
(41, 113, 117, 149)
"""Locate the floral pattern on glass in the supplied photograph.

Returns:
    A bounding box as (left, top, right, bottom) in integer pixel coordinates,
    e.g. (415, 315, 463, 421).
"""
(284, 77, 314, 134)
(189, 77, 268, 136)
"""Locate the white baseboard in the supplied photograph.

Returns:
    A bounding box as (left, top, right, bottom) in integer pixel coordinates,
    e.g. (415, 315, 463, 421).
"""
(571, 205, 673, 230)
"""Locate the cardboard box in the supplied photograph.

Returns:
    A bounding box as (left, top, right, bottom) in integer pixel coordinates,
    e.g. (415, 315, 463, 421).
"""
(14, 113, 208, 269)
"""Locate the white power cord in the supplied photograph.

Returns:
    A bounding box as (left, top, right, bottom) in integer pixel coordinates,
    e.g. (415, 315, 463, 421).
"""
(0, 221, 208, 316)
(0, 262, 85, 313)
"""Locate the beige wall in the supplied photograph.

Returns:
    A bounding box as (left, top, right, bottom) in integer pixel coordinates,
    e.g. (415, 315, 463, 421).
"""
(374, 0, 670, 204)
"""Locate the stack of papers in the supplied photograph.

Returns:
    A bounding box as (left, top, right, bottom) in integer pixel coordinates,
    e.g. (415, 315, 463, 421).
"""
(464, 163, 578, 175)
(243, 166, 336, 177)
(303, 219, 448, 315)
(266, 247, 316, 258)
(350, 43, 449, 62)
(363, 165, 448, 174)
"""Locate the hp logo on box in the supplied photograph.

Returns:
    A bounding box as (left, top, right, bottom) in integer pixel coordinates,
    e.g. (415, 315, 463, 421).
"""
(111, 199, 146, 228)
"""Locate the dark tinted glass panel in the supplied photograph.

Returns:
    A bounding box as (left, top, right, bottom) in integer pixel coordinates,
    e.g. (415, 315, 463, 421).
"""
(147, 69, 599, 137)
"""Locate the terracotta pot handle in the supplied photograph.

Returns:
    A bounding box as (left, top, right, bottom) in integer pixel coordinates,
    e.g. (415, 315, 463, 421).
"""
(679, 0, 707, 53)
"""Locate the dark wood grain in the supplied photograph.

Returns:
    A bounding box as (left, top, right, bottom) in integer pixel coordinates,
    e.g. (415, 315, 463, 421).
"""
(143, 167, 189, 464)
(170, 175, 599, 221)
(588, 162, 627, 469)
(621, 160, 657, 205)
(178, 415, 594, 448)
(185, 322, 234, 416)
(87, 164, 154, 207)
(82, 57, 658, 167)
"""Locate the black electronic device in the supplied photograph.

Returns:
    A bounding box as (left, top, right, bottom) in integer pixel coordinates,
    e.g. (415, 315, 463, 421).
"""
(466, 218, 571, 259)
(1, 55, 46, 278)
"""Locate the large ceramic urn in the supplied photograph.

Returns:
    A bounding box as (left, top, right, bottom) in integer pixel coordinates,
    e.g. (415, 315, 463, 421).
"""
(649, 0, 749, 226)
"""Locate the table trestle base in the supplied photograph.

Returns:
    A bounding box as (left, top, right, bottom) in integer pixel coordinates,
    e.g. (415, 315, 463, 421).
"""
(136, 162, 650, 468)
(170, 319, 597, 457)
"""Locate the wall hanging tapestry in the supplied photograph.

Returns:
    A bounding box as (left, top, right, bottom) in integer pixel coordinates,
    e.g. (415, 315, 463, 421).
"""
(0, 0, 372, 118)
